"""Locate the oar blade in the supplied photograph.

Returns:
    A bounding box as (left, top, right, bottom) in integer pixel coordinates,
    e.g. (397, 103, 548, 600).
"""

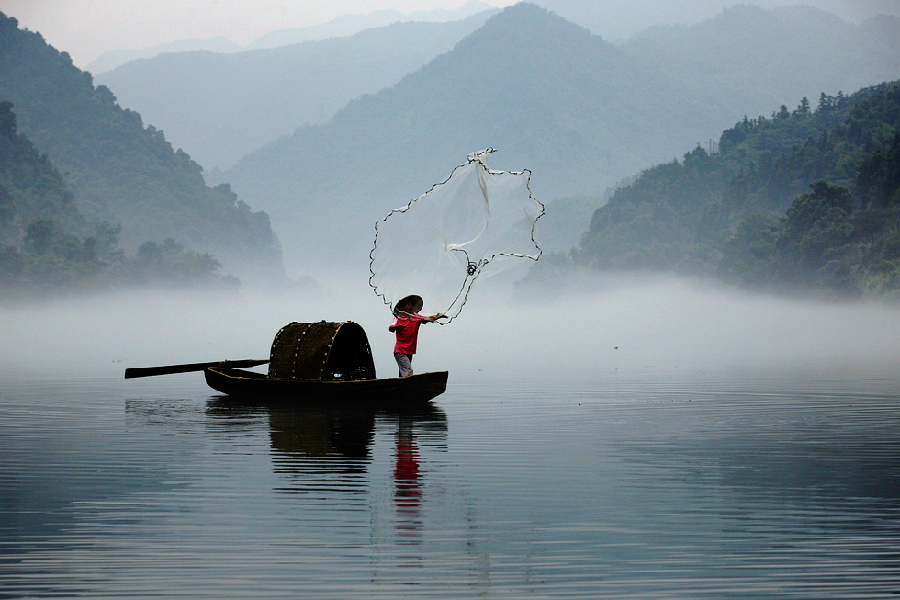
(124, 359, 269, 379)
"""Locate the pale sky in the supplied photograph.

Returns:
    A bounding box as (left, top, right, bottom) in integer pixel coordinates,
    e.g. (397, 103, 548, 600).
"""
(2, 0, 898, 69)
(0, 0, 516, 67)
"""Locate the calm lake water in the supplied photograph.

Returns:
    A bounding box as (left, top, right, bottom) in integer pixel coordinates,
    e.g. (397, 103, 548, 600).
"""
(1, 364, 898, 599)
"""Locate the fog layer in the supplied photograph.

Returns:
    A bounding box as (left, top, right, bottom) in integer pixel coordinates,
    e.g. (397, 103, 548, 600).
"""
(3, 276, 899, 383)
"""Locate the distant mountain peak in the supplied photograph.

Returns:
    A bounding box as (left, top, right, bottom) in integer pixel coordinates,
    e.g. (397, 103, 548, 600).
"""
(481, 2, 593, 37)
(453, 1, 617, 62)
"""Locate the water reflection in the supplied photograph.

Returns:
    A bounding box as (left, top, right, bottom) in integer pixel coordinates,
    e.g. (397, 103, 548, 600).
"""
(6, 371, 898, 598)
(394, 416, 424, 545)
(269, 408, 376, 463)
(205, 399, 447, 492)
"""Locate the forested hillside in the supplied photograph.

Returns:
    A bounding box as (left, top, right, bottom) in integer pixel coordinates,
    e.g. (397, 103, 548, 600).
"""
(0, 103, 238, 298)
(0, 102, 82, 240)
(0, 12, 284, 284)
(571, 81, 900, 299)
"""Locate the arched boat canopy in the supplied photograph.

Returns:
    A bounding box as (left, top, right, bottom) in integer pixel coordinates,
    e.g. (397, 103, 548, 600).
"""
(268, 321, 376, 381)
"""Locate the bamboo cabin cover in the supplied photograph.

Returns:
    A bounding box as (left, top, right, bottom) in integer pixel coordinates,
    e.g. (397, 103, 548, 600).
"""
(268, 322, 377, 381)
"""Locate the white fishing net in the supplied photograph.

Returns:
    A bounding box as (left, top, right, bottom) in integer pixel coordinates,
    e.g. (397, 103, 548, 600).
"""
(369, 148, 544, 323)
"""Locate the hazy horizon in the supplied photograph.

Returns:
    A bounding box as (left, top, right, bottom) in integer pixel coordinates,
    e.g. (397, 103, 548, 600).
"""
(2, 0, 897, 69)
(4, 275, 899, 384)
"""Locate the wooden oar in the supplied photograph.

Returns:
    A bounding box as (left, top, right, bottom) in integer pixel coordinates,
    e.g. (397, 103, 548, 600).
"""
(124, 359, 269, 379)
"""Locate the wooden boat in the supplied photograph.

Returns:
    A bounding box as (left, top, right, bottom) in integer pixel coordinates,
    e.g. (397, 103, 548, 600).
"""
(203, 321, 448, 405)
(204, 367, 448, 404)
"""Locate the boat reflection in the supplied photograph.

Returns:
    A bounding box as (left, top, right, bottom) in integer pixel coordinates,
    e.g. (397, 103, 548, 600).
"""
(205, 398, 447, 494)
(268, 406, 376, 464)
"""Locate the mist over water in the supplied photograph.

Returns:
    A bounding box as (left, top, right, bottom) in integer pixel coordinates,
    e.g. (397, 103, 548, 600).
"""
(3, 277, 900, 598)
(3, 275, 899, 381)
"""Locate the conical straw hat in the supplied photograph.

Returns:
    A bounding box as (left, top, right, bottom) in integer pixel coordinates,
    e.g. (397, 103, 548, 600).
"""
(394, 294, 423, 316)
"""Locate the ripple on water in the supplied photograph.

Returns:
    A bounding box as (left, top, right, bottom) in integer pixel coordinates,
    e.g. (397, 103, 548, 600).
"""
(0, 369, 898, 598)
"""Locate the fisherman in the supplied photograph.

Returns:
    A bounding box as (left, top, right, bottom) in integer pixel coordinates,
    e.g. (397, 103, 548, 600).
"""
(389, 294, 447, 377)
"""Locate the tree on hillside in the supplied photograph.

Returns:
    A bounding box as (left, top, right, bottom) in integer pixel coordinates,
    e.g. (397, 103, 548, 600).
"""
(794, 97, 811, 117)
(857, 133, 900, 207)
(776, 181, 853, 275)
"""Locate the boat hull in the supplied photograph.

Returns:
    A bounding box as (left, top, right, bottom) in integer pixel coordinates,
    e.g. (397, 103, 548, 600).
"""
(204, 367, 448, 405)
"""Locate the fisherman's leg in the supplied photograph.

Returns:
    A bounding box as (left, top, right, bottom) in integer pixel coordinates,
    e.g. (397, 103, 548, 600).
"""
(394, 352, 413, 377)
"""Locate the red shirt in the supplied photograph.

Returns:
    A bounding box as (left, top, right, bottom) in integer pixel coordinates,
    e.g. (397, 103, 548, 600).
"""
(391, 313, 428, 354)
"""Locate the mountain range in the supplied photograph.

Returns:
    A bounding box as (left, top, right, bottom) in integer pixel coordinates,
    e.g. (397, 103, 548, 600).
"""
(213, 3, 900, 276)
(529, 0, 900, 41)
(96, 10, 499, 170)
(245, 1, 496, 51)
(85, 1, 495, 74)
(5, 1, 900, 287)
